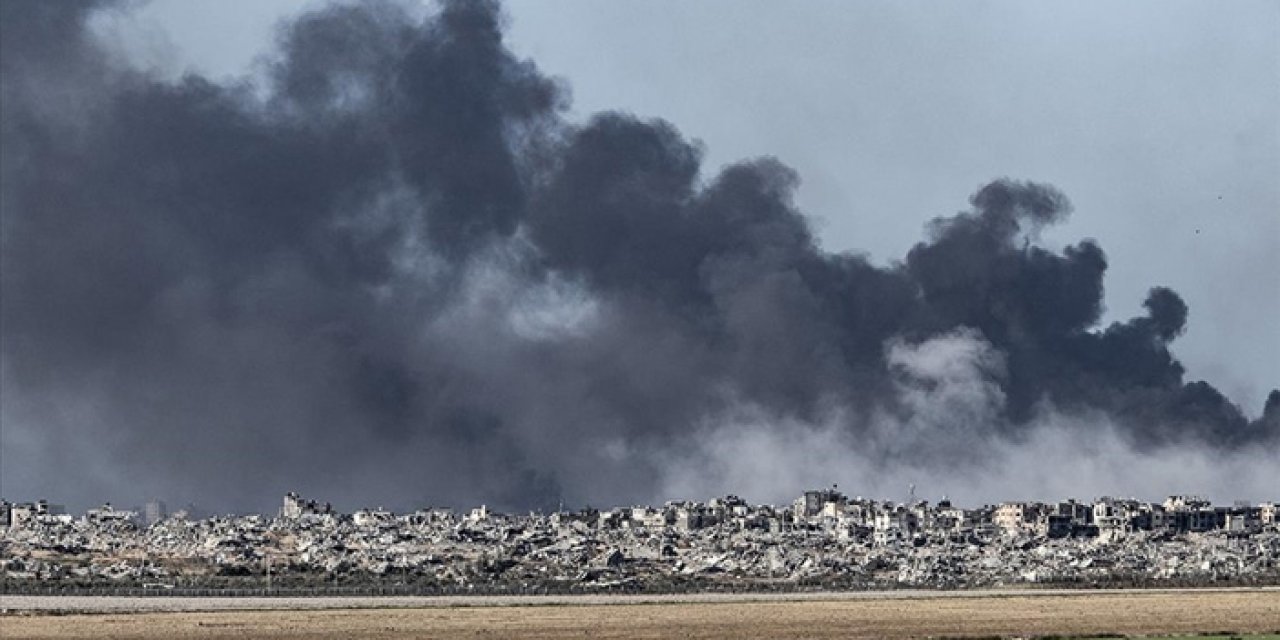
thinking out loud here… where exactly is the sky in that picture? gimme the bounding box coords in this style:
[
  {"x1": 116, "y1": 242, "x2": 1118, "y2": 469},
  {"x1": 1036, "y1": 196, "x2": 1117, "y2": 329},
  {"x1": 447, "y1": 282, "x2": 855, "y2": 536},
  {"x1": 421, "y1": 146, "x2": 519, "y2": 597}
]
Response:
[
  {"x1": 2, "y1": 0, "x2": 1276, "y2": 515},
  {"x1": 100, "y1": 0, "x2": 1280, "y2": 410}
]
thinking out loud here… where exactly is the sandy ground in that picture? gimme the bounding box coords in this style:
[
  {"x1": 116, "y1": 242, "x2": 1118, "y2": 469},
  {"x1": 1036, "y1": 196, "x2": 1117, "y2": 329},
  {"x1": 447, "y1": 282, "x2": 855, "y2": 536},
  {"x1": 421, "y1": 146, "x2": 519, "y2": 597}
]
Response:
[{"x1": 2, "y1": 588, "x2": 1279, "y2": 639}]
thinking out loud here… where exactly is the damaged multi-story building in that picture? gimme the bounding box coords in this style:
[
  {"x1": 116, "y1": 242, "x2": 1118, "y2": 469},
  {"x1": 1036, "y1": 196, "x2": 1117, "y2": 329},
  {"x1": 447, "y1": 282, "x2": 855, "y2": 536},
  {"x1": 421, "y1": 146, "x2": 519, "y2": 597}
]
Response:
[{"x1": 2, "y1": 490, "x2": 1277, "y2": 591}]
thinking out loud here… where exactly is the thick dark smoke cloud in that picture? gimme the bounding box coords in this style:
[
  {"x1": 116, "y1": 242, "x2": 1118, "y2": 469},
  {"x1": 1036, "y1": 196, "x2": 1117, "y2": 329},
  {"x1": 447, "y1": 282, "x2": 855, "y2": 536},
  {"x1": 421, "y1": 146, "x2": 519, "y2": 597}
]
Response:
[{"x1": 2, "y1": 0, "x2": 1274, "y2": 513}]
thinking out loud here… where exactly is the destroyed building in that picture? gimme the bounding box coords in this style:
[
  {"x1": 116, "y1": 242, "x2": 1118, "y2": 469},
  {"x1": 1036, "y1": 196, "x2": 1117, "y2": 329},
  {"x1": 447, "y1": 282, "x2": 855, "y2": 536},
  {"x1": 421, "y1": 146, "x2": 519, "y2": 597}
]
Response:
[
  {"x1": 2, "y1": 491, "x2": 1276, "y2": 592},
  {"x1": 280, "y1": 492, "x2": 333, "y2": 521}
]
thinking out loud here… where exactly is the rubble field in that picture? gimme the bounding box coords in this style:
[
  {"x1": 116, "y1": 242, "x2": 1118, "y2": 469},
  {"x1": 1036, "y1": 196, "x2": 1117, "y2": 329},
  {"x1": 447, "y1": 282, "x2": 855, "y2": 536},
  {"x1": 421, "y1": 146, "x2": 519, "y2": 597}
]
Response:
[{"x1": 3, "y1": 491, "x2": 1277, "y2": 594}]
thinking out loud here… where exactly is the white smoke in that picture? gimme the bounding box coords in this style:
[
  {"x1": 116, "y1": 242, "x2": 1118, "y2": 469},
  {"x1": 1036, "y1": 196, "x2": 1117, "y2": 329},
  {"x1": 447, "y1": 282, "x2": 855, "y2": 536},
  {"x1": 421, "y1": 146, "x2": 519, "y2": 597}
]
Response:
[{"x1": 656, "y1": 329, "x2": 1279, "y2": 507}]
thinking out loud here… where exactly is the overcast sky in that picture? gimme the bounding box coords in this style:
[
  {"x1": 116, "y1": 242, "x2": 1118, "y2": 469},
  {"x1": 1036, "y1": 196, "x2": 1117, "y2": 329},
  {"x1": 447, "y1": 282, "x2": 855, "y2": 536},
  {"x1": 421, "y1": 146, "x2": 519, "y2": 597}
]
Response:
[
  {"x1": 4, "y1": 0, "x2": 1275, "y2": 513},
  {"x1": 100, "y1": 0, "x2": 1278, "y2": 411}
]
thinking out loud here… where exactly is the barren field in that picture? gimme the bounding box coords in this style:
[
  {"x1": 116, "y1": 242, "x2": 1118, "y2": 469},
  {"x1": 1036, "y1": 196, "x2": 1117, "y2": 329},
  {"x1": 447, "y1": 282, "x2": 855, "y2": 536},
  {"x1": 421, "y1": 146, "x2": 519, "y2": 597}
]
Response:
[{"x1": 3, "y1": 589, "x2": 1279, "y2": 639}]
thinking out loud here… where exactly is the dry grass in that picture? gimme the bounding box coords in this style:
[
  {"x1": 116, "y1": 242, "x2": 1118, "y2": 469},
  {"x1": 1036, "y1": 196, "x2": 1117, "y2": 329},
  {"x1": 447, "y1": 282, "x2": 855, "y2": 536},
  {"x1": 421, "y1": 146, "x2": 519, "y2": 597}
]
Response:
[{"x1": 4, "y1": 590, "x2": 1280, "y2": 639}]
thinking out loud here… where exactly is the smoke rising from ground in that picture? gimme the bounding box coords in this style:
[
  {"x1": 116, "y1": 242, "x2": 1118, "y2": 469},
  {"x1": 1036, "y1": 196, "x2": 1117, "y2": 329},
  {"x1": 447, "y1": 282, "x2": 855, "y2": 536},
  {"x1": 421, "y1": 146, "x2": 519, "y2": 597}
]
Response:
[{"x1": 2, "y1": 0, "x2": 1275, "y2": 513}]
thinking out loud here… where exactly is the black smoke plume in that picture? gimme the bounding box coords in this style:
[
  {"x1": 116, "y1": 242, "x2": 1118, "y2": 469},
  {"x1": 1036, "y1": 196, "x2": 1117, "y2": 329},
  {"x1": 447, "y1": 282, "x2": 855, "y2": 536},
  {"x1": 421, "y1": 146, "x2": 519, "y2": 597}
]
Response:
[{"x1": 2, "y1": 0, "x2": 1274, "y2": 513}]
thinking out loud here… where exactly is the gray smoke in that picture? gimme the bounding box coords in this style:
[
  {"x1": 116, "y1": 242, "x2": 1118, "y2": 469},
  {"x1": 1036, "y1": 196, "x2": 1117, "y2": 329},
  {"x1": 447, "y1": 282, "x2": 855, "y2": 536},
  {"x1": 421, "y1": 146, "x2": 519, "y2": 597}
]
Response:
[{"x1": 2, "y1": 0, "x2": 1275, "y2": 514}]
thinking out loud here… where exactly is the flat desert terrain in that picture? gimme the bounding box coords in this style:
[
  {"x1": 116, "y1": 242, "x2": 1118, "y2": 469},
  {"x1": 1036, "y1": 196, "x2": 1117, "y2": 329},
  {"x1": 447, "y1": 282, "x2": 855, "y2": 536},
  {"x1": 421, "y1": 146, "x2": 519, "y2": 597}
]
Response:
[{"x1": 3, "y1": 588, "x2": 1279, "y2": 639}]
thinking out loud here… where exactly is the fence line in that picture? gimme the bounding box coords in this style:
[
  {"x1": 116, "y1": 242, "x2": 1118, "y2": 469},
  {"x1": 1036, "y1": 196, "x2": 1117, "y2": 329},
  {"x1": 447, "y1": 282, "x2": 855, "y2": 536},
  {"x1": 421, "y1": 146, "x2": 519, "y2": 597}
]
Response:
[
  {"x1": 2, "y1": 580, "x2": 873, "y2": 598},
  {"x1": 4, "y1": 574, "x2": 1278, "y2": 598}
]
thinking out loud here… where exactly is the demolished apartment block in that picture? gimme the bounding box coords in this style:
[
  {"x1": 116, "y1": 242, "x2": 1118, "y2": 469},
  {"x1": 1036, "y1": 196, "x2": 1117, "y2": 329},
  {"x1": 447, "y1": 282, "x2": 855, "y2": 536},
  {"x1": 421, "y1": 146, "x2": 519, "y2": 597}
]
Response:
[{"x1": 3, "y1": 490, "x2": 1276, "y2": 591}]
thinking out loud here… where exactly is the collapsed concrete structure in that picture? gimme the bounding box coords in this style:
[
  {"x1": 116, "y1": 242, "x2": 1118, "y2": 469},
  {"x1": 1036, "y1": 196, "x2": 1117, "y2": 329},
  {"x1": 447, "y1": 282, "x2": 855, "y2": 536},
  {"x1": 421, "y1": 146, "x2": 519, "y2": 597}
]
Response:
[{"x1": 2, "y1": 492, "x2": 1277, "y2": 592}]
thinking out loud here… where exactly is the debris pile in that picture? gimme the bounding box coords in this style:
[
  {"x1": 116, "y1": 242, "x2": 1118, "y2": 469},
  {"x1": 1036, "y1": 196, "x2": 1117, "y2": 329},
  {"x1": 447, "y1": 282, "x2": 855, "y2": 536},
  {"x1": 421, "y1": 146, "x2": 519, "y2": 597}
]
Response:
[{"x1": 2, "y1": 493, "x2": 1277, "y2": 591}]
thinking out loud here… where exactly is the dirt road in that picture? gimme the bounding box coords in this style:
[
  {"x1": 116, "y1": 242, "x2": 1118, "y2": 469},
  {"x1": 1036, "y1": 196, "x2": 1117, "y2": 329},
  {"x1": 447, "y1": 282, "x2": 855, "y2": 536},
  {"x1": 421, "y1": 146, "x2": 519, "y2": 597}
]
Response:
[{"x1": 4, "y1": 588, "x2": 1279, "y2": 639}]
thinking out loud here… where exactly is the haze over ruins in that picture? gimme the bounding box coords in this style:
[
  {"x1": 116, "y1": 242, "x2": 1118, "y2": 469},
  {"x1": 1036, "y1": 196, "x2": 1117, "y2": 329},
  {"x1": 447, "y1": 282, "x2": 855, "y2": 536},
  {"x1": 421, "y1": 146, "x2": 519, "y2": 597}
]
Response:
[
  {"x1": 2, "y1": 490, "x2": 1277, "y2": 591},
  {"x1": 1, "y1": 0, "x2": 1277, "y2": 516}
]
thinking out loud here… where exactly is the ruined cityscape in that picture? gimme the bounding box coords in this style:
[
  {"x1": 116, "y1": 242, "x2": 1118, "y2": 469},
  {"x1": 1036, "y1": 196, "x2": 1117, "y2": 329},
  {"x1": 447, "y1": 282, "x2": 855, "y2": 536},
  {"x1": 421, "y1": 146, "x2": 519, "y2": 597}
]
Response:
[{"x1": 4, "y1": 490, "x2": 1277, "y2": 593}]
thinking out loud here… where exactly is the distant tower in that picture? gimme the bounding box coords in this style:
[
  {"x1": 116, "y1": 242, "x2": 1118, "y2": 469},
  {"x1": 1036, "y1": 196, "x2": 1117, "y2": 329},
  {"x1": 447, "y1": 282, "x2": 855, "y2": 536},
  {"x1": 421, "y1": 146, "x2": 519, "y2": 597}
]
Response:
[
  {"x1": 282, "y1": 492, "x2": 303, "y2": 519},
  {"x1": 144, "y1": 500, "x2": 167, "y2": 526}
]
